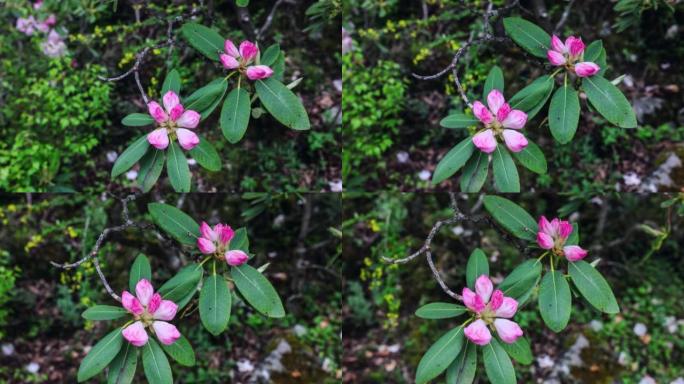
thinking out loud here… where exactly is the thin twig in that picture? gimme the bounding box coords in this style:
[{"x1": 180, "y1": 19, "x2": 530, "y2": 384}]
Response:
[
  {"x1": 257, "y1": 0, "x2": 286, "y2": 40},
  {"x1": 553, "y1": 0, "x2": 576, "y2": 35}
]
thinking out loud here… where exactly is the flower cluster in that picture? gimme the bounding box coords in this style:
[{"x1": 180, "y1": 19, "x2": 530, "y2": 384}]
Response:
[
  {"x1": 40, "y1": 30, "x2": 67, "y2": 58},
  {"x1": 463, "y1": 275, "x2": 523, "y2": 345},
  {"x1": 197, "y1": 222, "x2": 249, "y2": 266},
  {"x1": 536, "y1": 216, "x2": 588, "y2": 261},
  {"x1": 15, "y1": 1, "x2": 66, "y2": 58},
  {"x1": 121, "y1": 279, "x2": 181, "y2": 346},
  {"x1": 472, "y1": 90, "x2": 529, "y2": 154},
  {"x1": 220, "y1": 40, "x2": 273, "y2": 81},
  {"x1": 147, "y1": 91, "x2": 201, "y2": 150},
  {"x1": 547, "y1": 35, "x2": 600, "y2": 77}
]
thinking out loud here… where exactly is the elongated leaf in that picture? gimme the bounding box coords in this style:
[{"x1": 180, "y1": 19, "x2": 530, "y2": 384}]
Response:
[
  {"x1": 199, "y1": 274, "x2": 231, "y2": 335},
  {"x1": 221, "y1": 87, "x2": 251, "y2": 143},
  {"x1": 189, "y1": 135, "x2": 221, "y2": 172},
  {"x1": 112, "y1": 136, "x2": 149, "y2": 178},
  {"x1": 137, "y1": 148, "x2": 165, "y2": 192},
  {"x1": 482, "y1": 195, "x2": 537, "y2": 241},
  {"x1": 142, "y1": 338, "x2": 172, "y2": 384},
  {"x1": 549, "y1": 81, "x2": 580, "y2": 144},
  {"x1": 183, "y1": 79, "x2": 229, "y2": 119},
  {"x1": 511, "y1": 139, "x2": 547, "y2": 174},
  {"x1": 440, "y1": 112, "x2": 479, "y2": 129},
  {"x1": 508, "y1": 75, "x2": 554, "y2": 116},
  {"x1": 107, "y1": 342, "x2": 137, "y2": 384},
  {"x1": 180, "y1": 23, "x2": 224, "y2": 61},
  {"x1": 229, "y1": 227, "x2": 249, "y2": 252},
  {"x1": 415, "y1": 302, "x2": 467, "y2": 319},
  {"x1": 445, "y1": 341, "x2": 477, "y2": 384},
  {"x1": 236, "y1": 0, "x2": 249, "y2": 6},
  {"x1": 483, "y1": 339, "x2": 516, "y2": 384},
  {"x1": 148, "y1": 203, "x2": 200, "y2": 244},
  {"x1": 255, "y1": 78, "x2": 310, "y2": 130},
  {"x1": 232, "y1": 264, "x2": 285, "y2": 318},
  {"x1": 500, "y1": 336, "x2": 533, "y2": 365},
  {"x1": 174, "y1": 266, "x2": 204, "y2": 309},
  {"x1": 483, "y1": 66, "x2": 504, "y2": 99},
  {"x1": 566, "y1": 223, "x2": 580, "y2": 246},
  {"x1": 527, "y1": 80, "x2": 555, "y2": 119},
  {"x1": 82, "y1": 305, "x2": 128, "y2": 321},
  {"x1": 129, "y1": 254, "x2": 152, "y2": 293},
  {"x1": 584, "y1": 40, "x2": 607, "y2": 76},
  {"x1": 415, "y1": 325, "x2": 465, "y2": 384},
  {"x1": 167, "y1": 142, "x2": 191, "y2": 192},
  {"x1": 499, "y1": 259, "x2": 542, "y2": 300},
  {"x1": 503, "y1": 17, "x2": 550, "y2": 58},
  {"x1": 460, "y1": 150, "x2": 489, "y2": 192},
  {"x1": 160, "y1": 335, "x2": 196, "y2": 367},
  {"x1": 161, "y1": 69, "x2": 181, "y2": 95},
  {"x1": 260, "y1": 44, "x2": 281, "y2": 66},
  {"x1": 121, "y1": 113, "x2": 154, "y2": 127},
  {"x1": 466, "y1": 248, "x2": 489, "y2": 288},
  {"x1": 569, "y1": 260, "x2": 619, "y2": 314},
  {"x1": 157, "y1": 263, "x2": 203, "y2": 306},
  {"x1": 492, "y1": 146, "x2": 520, "y2": 193},
  {"x1": 432, "y1": 138, "x2": 475, "y2": 184},
  {"x1": 539, "y1": 271, "x2": 571, "y2": 332},
  {"x1": 583, "y1": 76, "x2": 637, "y2": 128},
  {"x1": 77, "y1": 328, "x2": 123, "y2": 382}
]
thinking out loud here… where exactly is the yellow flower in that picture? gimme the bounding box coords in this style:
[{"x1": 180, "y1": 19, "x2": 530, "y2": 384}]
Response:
[{"x1": 369, "y1": 219, "x2": 381, "y2": 232}]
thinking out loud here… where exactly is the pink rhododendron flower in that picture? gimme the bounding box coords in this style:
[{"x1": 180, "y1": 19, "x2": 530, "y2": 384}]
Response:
[
  {"x1": 462, "y1": 275, "x2": 523, "y2": 345},
  {"x1": 16, "y1": 17, "x2": 36, "y2": 35},
  {"x1": 471, "y1": 90, "x2": 529, "y2": 153},
  {"x1": 536, "y1": 216, "x2": 588, "y2": 261},
  {"x1": 547, "y1": 35, "x2": 600, "y2": 78},
  {"x1": 121, "y1": 279, "x2": 181, "y2": 347},
  {"x1": 196, "y1": 222, "x2": 249, "y2": 267},
  {"x1": 146, "y1": 91, "x2": 200, "y2": 151},
  {"x1": 40, "y1": 29, "x2": 66, "y2": 58},
  {"x1": 220, "y1": 39, "x2": 274, "y2": 81}
]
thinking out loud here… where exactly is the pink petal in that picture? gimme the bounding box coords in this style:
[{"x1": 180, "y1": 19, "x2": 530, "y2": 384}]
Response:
[
  {"x1": 245, "y1": 65, "x2": 274, "y2": 80},
  {"x1": 147, "y1": 293, "x2": 162, "y2": 314},
  {"x1": 501, "y1": 110, "x2": 528, "y2": 130},
  {"x1": 559, "y1": 221, "x2": 573, "y2": 239},
  {"x1": 35, "y1": 22, "x2": 50, "y2": 33},
  {"x1": 462, "y1": 287, "x2": 485, "y2": 313},
  {"x1": 46, "y1": 29, "x2": 61, "y2": 44},
  {"x1": 239, "y1": 40, "x2": 259, "y2": 62},
  {"x1": 464, "y1": 319, "x2": 492, "y2": 346},
  {"x1": 494, "y1": 319, "x2": 523, "y2": 343},
  {"x1": 472, "y1": 101, "x2": 493, "y2": 124},
  {"x1": 225, "y1": 250, "x2": 249, "y2": 266},
  {"x1": 475, "y1": 275, "x2": 494, "y2": 303},
  {"x1": 537, "y1": 232, "x2": 555, "y2": 249},
  {"x1": 122, "y1": 321, "x2": 149, "y2": 347},
  {"x1": 197, "y1": 237, "x2": 217, "y2": 254},
  {"x1": 220, "y1": 54, "x2": 240, "y2": 69},
  {"x1": 224, "y1": 39, "x2": 239, "y2": 57},
  {"x1": 486, "y1": 89, "x2": 506, "y2": 115},
  {"x1": 169, "y1": 104, "x2": 184, "y2": 122},
  {"x1": 121, "y1": 291, "x2": 144, "y2": 315},
  {"x1": 567, "y1": 37, "x2": 585, "y2": 57},
  {"x1": 200, "y1": 221, "x2": 218, "y2": 241},
  {"x1": 502, "y1": 129, "x2": 528, "y2": 152},
  {"x1": 216, "y1": 224, "x2": 234, "y2": 245},
  {"x1": 547, "y1": 50, "x2": 566, "y2": 66},
  {"x1": 152, "y1": 300, "x2": 178, "y2": 321},
  {"x1": 550, "y1": 35, "x2": 566, "y2": 53},
  {"x1": 45, "y1": 14, "x2": 56, "y2": 26},
  {"x1": 550, "y1": 218, "x2": 561, "y2": 235},
  {"x1": 489, "y1": 290, "x2": 504, "y2": 310},
  {"x1": 147, "y1": 128, "x2": 169, "y2": 150},
  {"x1": 472, "y1": 129, "x2": 497, "y2": 154},
  {"x1": 135, "y1": 279, "x2": 154, "y2": 307},
  {"x1": 176, "y1": 128, "x2": 200, "y2": 150},
  {"x1": 162, "y1": 91, "x2": 180, "y2": 114},
  {"x1": 147, "y1": 101, "x2": 168, "y2": 124},
  {"x1": 494, "y1": 297, "x2": 519, "y2": 318},
  {"x1": 176, "y1": 110, "x2": 200, "y2": 129},
  {"x1": 152, "y1": 321, "x2": 181, "y2": 345},
  {"x1": 538, "y1": 216, "x2": 553, "y2": 235},
  {"x1": 575, "y1": 62, "x2": 600, "y2": 77},
  {"x1": 496, "y1": 103, "x2": 511, "y2": 122},
  {"x1": 563, "y1": 245, "x2": 588, "y2": 262}
]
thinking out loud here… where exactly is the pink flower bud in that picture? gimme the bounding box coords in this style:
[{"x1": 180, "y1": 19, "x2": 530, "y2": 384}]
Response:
[
  {"x1": 225, "y1": 250, "x2": 249, "y2": 267},
  {"x1": 239, "y1": 41, "x2": 259, "y2": 62},
  {"x1": 122, "y1": 321, "x2": 148, "y2": 346},
  {"x1": 220, "y1": 54, "x2": 240, "y2": 69},
  {"x1": 152, "y1": 321, "x2": 180, "y2": 345},
  {"x1": 224, "y1": 39, "x2": 240, "y2": 57},
  {"x1": 464, "y1": 319, "x2": 492, "y2": 345},
  {"x1": 575, "y1": 62, "x2": 600, "y2": 77},
  {"x1": 547, "y1": 50, "x2": 566, "y2": 66},
  {"x1": 563, "y1": 245, "x2": 588, "y2": 261},
  {"x1": 245, "y1": 65, "x2": 274, "y2": 80},
  {"x1": 472, "y1": 129, "x2": 497, "y2": 154},
  {"x1": 494, "y1": 319, "x2": 523, "y2": 343},
  {"x1": 176, "y1": 128, "x2": 200, "y2": 150}
]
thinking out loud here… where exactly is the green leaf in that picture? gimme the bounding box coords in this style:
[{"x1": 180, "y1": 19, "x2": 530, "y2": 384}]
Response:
[
  {"x1": 77, "y1": 328, "x2": 123, "y2": 382},
  {"x1": 483, "y1": 66, "x2": 504, "y2": 99},
  {"x1": 189, "y1": 135, "x2": 221, "y2": 172},
  {"x1": 466, "y1": 248, "x2": 489, "y2": 289},
  {"x1": 569, "y1": 260, "x2": 619, "y2": 314},
  {"x1": 503, "y1": 17, "x2": 551, "y2": 58},
  {"x1": 549, "y1": 81, "x2": 580, "y2": 144},
  {"x1": 565, "y1": 223, "x2": 580, "y2": 246},
  {"x1": 583, "y1": 76, "x2": 637, "y2": 128},
  {"x1": 492, "y1": 146, "x2": 520, "y2": 193},
  {"x1": 161, "y1": 69, "x2": 181, "y2": 95},
  {"x1": 107, "y1": 342, "x2": 137, "y2": 384},
  {"x1": 510, "y1": 139, "x2": 547, "y2": 174},
  {"x1": 440, "y1": 112, "x2": 479, "y2": 129},
  {"x1": 415, "y1": 325, "x2": 465, "y2": 384},
  {"x1": 236, "y1": 0, "x2": 249, "y2": 6},
  {"x1": 445, "y1": 341, "x2": 477, "y2": 384},
  {"x1": 232, "y1": 264, "x2": 285, "y2": 318},
  {"x1": 82, "y1": 305, "x2": 128, "y2": 321},
  {"x1": 229, "y1": 227, "x2": 249, "y2": 252},
  {"x1": 157, "y1": 263, "x2": 203, "y2": 306},
  {"x1": 255, "y1": 78, "x2": 310, "y2": 130},
  {"x1": 199, "y1": 273, "x2": 232, "y2": 335},
  {"x1": 137, "y1": 149, "x2": 165, "y2": 193},
  {"x1": 129, "y1": 254, "x2": 152, "y2": 293},
  {"x1": 482, "y1": 195, "x2": 537, "y2": 241},
  {"x1": 539, "y1": 271, "x2": 571, "y2": 332},
  {"x1": 160, "y1": 335, "x2": 195, "y2": 367},
  {"x1": 499, "y1": 336, "x2": 533, "y2": 365},
  {"x1": 111, "y1": 136, "x2": 149, "y2": 178},
  {"x1": 142, "y1": 338, "x2": 173, "y2": 384},
  {"x1": 460, "y1": 150, "x2": 489, "y2": 192},
  {"x1": 508, "y1": 75, "x2": 554, "y2": 117},
  {"x1": 483, "y1": 339, "x2": 517, "y2": 384},
  {"x1": 121, "y1": 113, "x2": 155, "y2": 127},
  {"x1": 499, "y1": 259, "x2": 542, "y2": 300},
  {"x1": 415, "y1": 302, "x2": 467, "y2": 319},
  {"x1": 260, "y1": 44, "x2": 281, "y2": 67},
  {"x1": 584, "y1": 40, "x2": 607, "y2": 76},
  {"x1": 180, "y1": 23, "x2": 224, "y2": 61},
  {"x1": 183, "y1": 79, "x2": 229, "y2": 120},
  {"x1": 166, "y1": 142, "x2": 191, "y2": 192},
  {"x1": 432, "y1": 137, "x2": 475, "y2": 184},
  {"x1": 272, "y1": 52, "x2": 286, "y2": 81},
  {"x1": 221, "y1": 87, "x2": 251, "y2": 143},
  {"x1": 147, "y1": 202, "x2": 200, "y2": 245}
]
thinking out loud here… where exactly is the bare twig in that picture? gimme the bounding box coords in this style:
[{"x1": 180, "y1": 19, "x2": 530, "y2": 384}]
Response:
[
  {"x1": 257, "y1": 0, "x2": 286, "y2": 40},
  {"x1": 553, "y1": 0, "x2": 576, "y2": 35}
]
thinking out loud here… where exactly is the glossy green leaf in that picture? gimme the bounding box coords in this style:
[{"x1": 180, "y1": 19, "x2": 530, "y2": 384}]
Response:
[
  {"x1": 583, "y1": 76, "x2": 637, "y2": 128},
  {"x1": 499, "y1": 259, "x2": 542, "y2": 300},
  {"x1": 189, "y1": 135, "x2": 221, "y2": 172},
  {"x1": 220, "y1": 87, "x2": 251, "y2": 143},
  {"x1": 147, "y1": 203, "x2": 200, "y2": 244},
  {"x1": 82, "y1": 305, "x2": 128, "y2": 321},
  {"x1": 492, "y1": 146, "x2": 520, "y2": 193},
  {"x1": 232, "y1": 264, "x2": 285, "y2": 318},
  {"x1": 107, "y1": 342, "x2": 137, "y2": 384},
  {"x1": 500, "y1": 336, "x2": 533, "y2": 365},
  {"x1": 129, "y1": 254, "x2": 152, "y2": 293},
  {"x1": 137, "y1": 149, "x2": 165, "y2": 192},
  {"x1": 508, "y1": 75, "x2": 554, "y2": 117},
  {"x1": 229, "y1": 227, "x2": 249, "y2": 252},
  {"x1": 549, "y1": 81, "x2": 580, "y2": 144},
  {"x1": 565, "y1": 223, "x2": 580, "y2": 246},
  {"x1": 440, "y1": 112, "x2": 479, "y2": 129},
  {"x1": 180, "y1": 23, "x2": 224, "y2": 61},
  {"x1": 157, "y1": 263, "x2": 203, "y2": 306},
  {"x1": 483, "y1": 66, "x2": 504, "y2": 99},
  {"x1": 111, "y1": 136, "x2": 149, "y2": 178},
  {"x1": 445, "y1": 341, "x2": 477, "y2": 384},
  {"x1": 415, "y1": 325, "x2": 465, "y2": 384},
  {"x1": 503, "y1": 17, "x2": 550, "y2": 58},
  {"x1": 255, "y1": 78, "x2": 310, "y2": 130},
  {"x1": 466, "y1": 248, "x2": 489, "y2": 289},
  {"x1": 121, "y1": 113, "x2": 154, "y2": 127},
  {"x1": 161, "y1": 69, "x2": 181, "y2": 95},
  {"x1": 199, "y1": 273, "x2": 231, "y2": 335},
  {"x1": 166, "y1": 142, "x2": 191, "y2": 192},
  {"x1": 160, "y1": 335, "x2": 196, "y2": 367},
  {"x1": 236, "y1": 0, "x2": 249, "y2": 6},
  {"x1": 584, "y1": 40, "x2": 607, "y2": 76},
  {"x1": 539, "y1": 271, "x2": 571, "y2": 332},
  {"x1": 569, "y1": 260, "x2": 619, "y2": 314},
  {"x1": 260, "y1": 44, "x2": 280, "y2": 66},
  {"x1": 415, "y1": 302, "x2": 467, "y2": 319},
  {"x1": 460, "y1": 150, "x2": 489, "y2": 192},
  {"x1": 432, "y1": 138, "x2": 475, "y2": 184},
  {"x1": 482, "y1": 195, "x2": 537, "y2": 241},
  {"x1": 483, "y1": 339, "x2": 517, "y2": 384},
  {"x1": 183, "y1": 78, "x2": 228, "y2": 120},
  {"x1": 511, "y1": 139, "x2": 547, "y2": 174},
  {"x1": 142, "y1": 338, "x2": 172, "y2": 384},
  {"x1": 77, "y1": 328, "x2": 123, "y2": 382}
]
